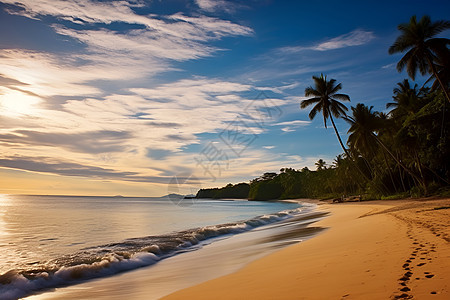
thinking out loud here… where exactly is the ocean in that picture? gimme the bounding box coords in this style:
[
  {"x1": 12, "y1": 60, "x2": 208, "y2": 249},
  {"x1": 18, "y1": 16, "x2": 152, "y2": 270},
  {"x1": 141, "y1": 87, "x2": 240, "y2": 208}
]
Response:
[{"x1": 0, "y1": 195, "x2": 326, "y2": 299}]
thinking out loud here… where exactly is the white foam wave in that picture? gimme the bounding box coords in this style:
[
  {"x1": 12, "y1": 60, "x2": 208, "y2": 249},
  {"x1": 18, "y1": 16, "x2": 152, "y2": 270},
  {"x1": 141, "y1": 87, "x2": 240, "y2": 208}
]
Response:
[{"x1": 0, "y1": 203, "x2": 315, "y2": 299}]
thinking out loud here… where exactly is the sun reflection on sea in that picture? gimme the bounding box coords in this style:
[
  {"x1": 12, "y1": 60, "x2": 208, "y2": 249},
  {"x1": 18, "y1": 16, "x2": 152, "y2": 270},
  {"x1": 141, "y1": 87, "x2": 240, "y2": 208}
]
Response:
[{"x1": 0, "y1": 194, "x2": 11, "y2": 238}]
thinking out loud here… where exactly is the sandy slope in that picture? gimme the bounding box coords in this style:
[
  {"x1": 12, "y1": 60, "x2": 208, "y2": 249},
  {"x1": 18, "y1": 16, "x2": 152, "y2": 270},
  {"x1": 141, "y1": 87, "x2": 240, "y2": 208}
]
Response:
[{"x1": 163, "y1": 199, "x2": 450, "y2": 300}]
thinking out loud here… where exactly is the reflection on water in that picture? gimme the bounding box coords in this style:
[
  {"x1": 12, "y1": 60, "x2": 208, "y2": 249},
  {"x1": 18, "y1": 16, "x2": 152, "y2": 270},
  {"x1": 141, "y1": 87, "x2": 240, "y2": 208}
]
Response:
[
  {"x1": 0, "y1": 195, "x2": 301, "y2": 275},
  {"x1": 0, "y1": 195, "x2": 11, "y2": 240},
  {"x1": 26, "y1": 210, "x2": 327, "y2": 300}
]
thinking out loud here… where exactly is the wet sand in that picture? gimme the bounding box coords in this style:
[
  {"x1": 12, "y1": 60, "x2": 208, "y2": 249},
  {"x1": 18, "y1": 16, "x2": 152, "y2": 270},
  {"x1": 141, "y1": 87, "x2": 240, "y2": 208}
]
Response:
[
  {"x1": 164, "y1": 198, "x2": 450, "y2": 300},
  {"x1": 26, "y1": 206, "x2": 326, "y2": 300}
]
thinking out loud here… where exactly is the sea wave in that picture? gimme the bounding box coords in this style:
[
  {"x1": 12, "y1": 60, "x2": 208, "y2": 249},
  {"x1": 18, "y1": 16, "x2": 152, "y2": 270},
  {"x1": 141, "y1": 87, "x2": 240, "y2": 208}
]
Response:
[{"x1": 0, "y1": 203, "x2": 316, "y2": 299}]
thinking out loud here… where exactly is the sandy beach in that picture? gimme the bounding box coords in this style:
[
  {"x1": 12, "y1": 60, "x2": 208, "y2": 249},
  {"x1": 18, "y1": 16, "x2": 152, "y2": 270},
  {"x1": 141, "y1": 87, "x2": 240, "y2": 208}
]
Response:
[{"x1": 164, "y1": 198, "x2": 450, "y2": 300}]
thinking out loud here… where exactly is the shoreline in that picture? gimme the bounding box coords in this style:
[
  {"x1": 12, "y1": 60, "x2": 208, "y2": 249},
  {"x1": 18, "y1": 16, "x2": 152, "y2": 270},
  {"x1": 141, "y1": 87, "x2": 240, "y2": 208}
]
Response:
[
  {"x1": 24, "y1": 200, "x2": 323, "y2": 300},
  {"x1": 163, "y1": 198, "x2": 450, "y2": 300}
]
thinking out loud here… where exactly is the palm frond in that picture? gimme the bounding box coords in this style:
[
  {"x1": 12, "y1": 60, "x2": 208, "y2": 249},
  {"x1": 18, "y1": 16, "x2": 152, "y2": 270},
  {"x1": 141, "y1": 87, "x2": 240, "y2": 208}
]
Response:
[
  {"x1": 304, "y1": 86, "x2": 320, "y2": 97},
  {"x1": 386, "y1": 102, "x2": 398, "y2": 109},
  {"x1": 308, "y1": 107, "x2": 319, "y2": 120},
  {"x1": 429, "y1": 20, "x2": 450, "y2": 37},
  {"x1": 300, "y1": 97, "x2": 321, "y2": 108},
  {"x1": 389, "y1": 36, "x2": 412, "y2": 54},
  {"x1": 396, "y1": 49, "x2": 414, "y2": 73},
  {"x1": 333, "y1": 93, "x2": 350, "y2": 101},
  {"x1": 330, "y1": 82, "x2": 342, "y2": 94}
]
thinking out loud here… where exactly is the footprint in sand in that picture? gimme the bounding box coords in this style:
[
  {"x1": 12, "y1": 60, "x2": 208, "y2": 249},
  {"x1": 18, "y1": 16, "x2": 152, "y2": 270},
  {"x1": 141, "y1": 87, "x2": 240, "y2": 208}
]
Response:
[{"x1": 394, "y1": 293, "x2": 411, "y2": 299}]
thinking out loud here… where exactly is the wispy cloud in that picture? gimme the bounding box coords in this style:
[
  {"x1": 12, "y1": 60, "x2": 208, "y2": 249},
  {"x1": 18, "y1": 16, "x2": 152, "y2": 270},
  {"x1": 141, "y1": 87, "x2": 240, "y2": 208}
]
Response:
[
  {"x1": 280, "y1": 29, "x2": 375, "y2": 53},
  {"x1": 313, "y1": 29, "x2": 375, "y2": 51},
  {"x1": 0, "y1": 130, "x2": 132, "y2": 154},
  {"x1": 0, "y1": 1, "x2": 253, "y2": 100},
  {"x1": 273, "y1": 119, "x2": 311, "y2": 132},
  {"x1": 273, "y1": 120, "x2": 311, "y2": 127},
  {"x1": 0, "y1": 0, "x2": 257, "y2": 190},
  {"x1": 2, "y1": 0, "x2": 252, "y2": 38},
  {"x1": 382, "y1": 63, "x2": 395, "y2": 69},
  {"x1": 0, "y1": 75, "x2": 286, "y2": 186},
  {"x1": 195, "y1": 0, "x2": 239, "y2": 13},
  {"x1": 0, "y1": 155, "x2": 203, "y2": 184}
]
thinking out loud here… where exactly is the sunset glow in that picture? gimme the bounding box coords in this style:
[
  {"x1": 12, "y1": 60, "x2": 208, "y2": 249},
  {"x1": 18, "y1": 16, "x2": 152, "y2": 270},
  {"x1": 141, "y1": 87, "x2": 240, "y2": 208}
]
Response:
[{"x1": 0, "y1": 0, "x2": 448, "y2": 196}]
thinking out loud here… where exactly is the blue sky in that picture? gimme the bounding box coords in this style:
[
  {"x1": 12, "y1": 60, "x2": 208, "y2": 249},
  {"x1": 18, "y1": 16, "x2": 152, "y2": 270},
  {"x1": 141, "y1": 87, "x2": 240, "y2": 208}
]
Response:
[{"x1": 0, "y1": 0, "x2": 449, "y2": 196}]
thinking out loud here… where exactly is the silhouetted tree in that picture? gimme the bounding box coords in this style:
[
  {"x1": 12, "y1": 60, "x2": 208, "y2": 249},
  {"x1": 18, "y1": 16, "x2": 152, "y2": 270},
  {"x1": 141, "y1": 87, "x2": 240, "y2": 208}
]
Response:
[
  {"x1": 301, "y1": 74, "x2": 351, "y2": 157},
  {"x1": 389, "y1": 15, "x2": 450, "y2": 102}
]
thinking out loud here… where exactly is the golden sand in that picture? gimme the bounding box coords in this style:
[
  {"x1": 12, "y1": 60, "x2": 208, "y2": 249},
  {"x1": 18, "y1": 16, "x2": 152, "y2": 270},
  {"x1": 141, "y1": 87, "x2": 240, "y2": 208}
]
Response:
[{"x1": 163, "y1": 198, "x2": 450, "y2": 300}]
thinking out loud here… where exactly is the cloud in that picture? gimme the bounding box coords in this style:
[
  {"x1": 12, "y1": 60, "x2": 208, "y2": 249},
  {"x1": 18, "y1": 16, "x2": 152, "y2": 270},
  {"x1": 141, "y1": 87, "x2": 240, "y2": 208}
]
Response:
[
  {"x1": 0, "y1": 155, "x2": 136, "y2": 178},
  {"x1": 2, "y1": 1, "x2": 252, "y2": 38},
  {"x1": 0, "y1": 130, "x2": 131, "y2": 154},
  {"x1": 273, "y1": 119, "x2": 310, "y2": 132},
  {"x1": 1, "y1": 1, "x2": 309, "y2": 191},
  {"x1": 0, "y1": 155, "x2": 202, "y2": 184},
  {"x1": 146, "y1": 149, "x2": 173, "y2": 160},
  {"x1": 0, "y1": 1, "x2": 253, "y2": 103},
  {"x1": 2, "y1": 0, "x2": 143, "y2": 24},
  {"x1": 280, "y1": 29, "x2": 375, "y2": 53},
  {"x1": 0, "y1": 76, "x2": 288, "y2": 186},
  {"x1": 273, "y1": 120, "x2": 311, "y2": 127},
  {"x1": 313, "y1": 29, "x2": 375, "y2": 51},
  {"x1": 382, "y1": 63, "x2": 395, "y2": 69},
  {"x1": 195, "y1": 0, "x2": 238, "y2": 13}
]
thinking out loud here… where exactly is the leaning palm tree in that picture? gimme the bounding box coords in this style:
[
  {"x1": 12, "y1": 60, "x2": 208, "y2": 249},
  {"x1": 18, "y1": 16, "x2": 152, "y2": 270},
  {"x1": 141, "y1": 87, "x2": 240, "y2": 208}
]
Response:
[
  {"x1": 344, "y1": 103, "x2": 425, "y2": 192},
  {"x1": 389, "y1": 15, "x2": 450, "y2": 102},
  {"x1": 345, "y1": 104, "x2": 381, "y2": 158},
  {"x1": 301, "y1": 74, "x2": 351, "y2": 158}
]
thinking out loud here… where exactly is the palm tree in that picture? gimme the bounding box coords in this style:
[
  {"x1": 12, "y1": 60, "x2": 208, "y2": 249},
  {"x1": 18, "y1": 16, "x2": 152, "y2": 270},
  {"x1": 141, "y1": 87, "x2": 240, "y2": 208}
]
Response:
[
  {"x1": 345, "y1": 104, "x2": 381, "y2": 157},
  {"x1": 332, "y1": 154, "x2": 343, "y2": 169},
  {"x1": 389, "y1": 15, "x2": 450, "y2": 102},
  {"x1": 386, "y1": 79, "x2": 422, "y2": 118},
  {"x1": 301, "y1": 74, "x2": 351, "y2": 158},
  {"x1": 344, "y1": 104, "x2": 391, "y2": 193},
  {"x1": 315, "y1": 159, "x2": 326, "y2": 171},
  {"x1": 345, "y1": 104, "x2": 425, "y2": 192}
]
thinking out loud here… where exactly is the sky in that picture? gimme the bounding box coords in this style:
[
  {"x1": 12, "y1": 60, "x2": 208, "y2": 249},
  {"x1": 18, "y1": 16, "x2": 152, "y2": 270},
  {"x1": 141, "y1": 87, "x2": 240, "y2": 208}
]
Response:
[{"x1": 0, "y1": 0, "x2": 449, "y2": 196}]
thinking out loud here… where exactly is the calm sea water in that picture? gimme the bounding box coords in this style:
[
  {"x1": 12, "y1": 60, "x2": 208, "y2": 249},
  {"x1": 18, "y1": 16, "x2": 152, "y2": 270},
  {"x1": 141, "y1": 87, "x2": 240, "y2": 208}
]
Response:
[{"x1": 0, "y1": 195, "x2": 319, "y2": 299}]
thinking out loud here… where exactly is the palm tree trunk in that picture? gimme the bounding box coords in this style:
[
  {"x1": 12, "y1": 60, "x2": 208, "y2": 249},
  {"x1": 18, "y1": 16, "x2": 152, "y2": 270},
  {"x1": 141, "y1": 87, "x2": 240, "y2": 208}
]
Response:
[
  {"x1": 329, "y1": 114, "x2": 372, "y2": 189},
  {"x1": 371, "y1": 132, "x2": 425, "y2": 190},
  {"x1": 329, "y1": 114, "x2": 351, "y2": 159},
  {"x1": 394, "y1": 149, "x2": 407, "y2": 192},
  {"x1": 427, "y1": 56, "x2": 450, "y2": 103},
  {"x1": 382, "y1": 150, "x2": 398, "y2": 191},
  {"x1": 414, "y1": 150, "x2": 428, "y2": 195}
]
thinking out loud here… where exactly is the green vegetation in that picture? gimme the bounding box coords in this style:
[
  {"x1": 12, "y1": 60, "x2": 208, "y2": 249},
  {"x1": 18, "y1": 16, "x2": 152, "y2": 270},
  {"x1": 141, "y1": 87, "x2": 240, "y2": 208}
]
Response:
[
  {"x1": 196, "y1": 15, "x2": 450, "y2": 201},
  {"x1": 196, "y1": 183, "x2": 250, "y2": 199}
]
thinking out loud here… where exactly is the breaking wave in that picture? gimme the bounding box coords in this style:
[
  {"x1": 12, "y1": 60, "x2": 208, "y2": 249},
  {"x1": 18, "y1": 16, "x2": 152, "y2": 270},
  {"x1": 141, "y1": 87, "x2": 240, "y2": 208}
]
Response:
[{"x1": 0, "y1": 204, "x2": 315, "y2": 299}]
